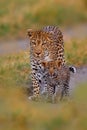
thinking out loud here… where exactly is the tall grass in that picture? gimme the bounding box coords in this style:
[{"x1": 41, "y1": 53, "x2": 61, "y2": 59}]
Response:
[
  {"x1": 0, "y1": 0, "x2": 87, "y2": 39},
  {"x1": 0, "y1": 40, "x2": 87, "y2": 129},
  {"x1": 0, "y1": 56, "x2": 87, "y2": 130},
  {"x1": 65, "y1": 40, "x2": 87, "y2": 66}
]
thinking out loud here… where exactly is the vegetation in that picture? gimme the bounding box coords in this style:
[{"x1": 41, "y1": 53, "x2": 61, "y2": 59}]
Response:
[
  {"x1": 0, "y1": 1, "x2": 87, "y2": 129},
  {"x1": 0, "y1": 0, "x2": 87, "y2": 39},
  {"x1": 65, "y1": 40, "x2": 87, "y2": 66},
  {"x1": 0, "y1": 51, "x2": 87, "y2": 130}
]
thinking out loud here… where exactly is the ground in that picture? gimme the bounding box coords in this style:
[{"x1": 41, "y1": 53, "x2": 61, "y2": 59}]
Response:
[{"x1": 0, "y1": 25, "x2": 87, "y2": 130}]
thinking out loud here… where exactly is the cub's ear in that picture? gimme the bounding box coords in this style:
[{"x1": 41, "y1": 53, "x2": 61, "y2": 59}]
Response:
[
  {"x1": 56, "y1": 61, "x2": 62, "y2": 68},
  {"x1": 41, "y1": 62, "x2": 48, "y2": 67},
  {"x1": 27, "y1": 29, "x2": 33, "y2": 37}
]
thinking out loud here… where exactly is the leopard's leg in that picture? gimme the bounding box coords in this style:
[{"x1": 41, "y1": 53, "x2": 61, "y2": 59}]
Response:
[
  {"x1": 63, "y1": 83, "x2": 70, "y2": 100},
  {"x1": 53, "y1": 85, "x2": 61, "y2": 102},
  {"x1": 60, "y1": 85, "x2": 65, "y2": 100},
  {"x1": 47, "y1": 85, "x2": 55, "y2": 103},
  {"x1": 52, "y1": 83, "x2": 65, "y2": 102},
  {"x1": 60, "y1": 83, "x2": 69, "y2": 100},
  {"x1": 28, "y1": 72, "x2": 40, "y2": 100},
  {"x1": 40, "y1": 78, "x2": 48, "y2": 96}
]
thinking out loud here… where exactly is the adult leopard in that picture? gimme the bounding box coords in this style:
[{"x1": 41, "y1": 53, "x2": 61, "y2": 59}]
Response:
[{"x1": 27, "y1": 26, "x2": 66, "y2": 100}]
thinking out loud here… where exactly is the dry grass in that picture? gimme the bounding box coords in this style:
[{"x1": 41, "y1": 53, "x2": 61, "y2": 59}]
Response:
[
  {"x1": 0, "y1": 1, "x2": 87, "y2": 128},
  {"x1": 0, "y1": 85, "x2": 87, "y2": 130},
  {"x1": 0, "y1": 0, "x2": 87, "y2": 39},
  {"x1": 65, "y1": 40, "x2": 87, "y2": 66},
  {"x1": 0, "y1": 60, "x2": 87, "y2": 130},
  {"x1": 0, "y1": 40, "x2": 87, "y2": 130}
]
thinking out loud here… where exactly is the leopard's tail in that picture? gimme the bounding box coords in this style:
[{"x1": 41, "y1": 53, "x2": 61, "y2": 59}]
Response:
[{"x1": 69, "y1": 66, "x2": 76, "y2": 73}]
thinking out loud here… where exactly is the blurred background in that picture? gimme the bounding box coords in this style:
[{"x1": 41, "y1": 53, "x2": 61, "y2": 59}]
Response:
[
  {"x1": 0, "y1": 0, "x2": 87, "y2": 40},
  {"x1": 0, "y1": 0, "x2": 87, "y2": 130}
]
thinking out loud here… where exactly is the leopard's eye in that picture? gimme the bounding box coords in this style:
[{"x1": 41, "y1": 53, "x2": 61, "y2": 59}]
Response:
[
  {"x1": 44, "y1": 41, "x2": 47, "y2": 44},
  {"x1": 42, "y1": 41, "x2": 46, "y2": 45},
  {"x1": 32, "y1": 40, "x2": 36, "y2": 46},
  {"x1": 32, "y1": 43, "x2": 36, "y2": 46}
]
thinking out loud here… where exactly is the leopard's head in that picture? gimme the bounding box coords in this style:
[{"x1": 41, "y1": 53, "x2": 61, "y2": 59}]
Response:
[{"x1": 27, "y1": 29, "x2": 52, "y2": 60}]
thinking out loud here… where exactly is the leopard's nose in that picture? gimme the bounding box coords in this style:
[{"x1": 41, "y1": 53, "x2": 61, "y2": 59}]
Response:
[
  {"x1": 36, "y1": 51, "x2": 41, "y2": 56},
  {"x1": 37, "y1": 52, "x2": 41, "y2": 55}
]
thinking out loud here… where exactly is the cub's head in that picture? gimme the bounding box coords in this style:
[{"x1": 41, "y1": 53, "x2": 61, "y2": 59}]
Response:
[
  {"x1": 27, "y1": 29, "x2": 52, "y2": 59},
  {"x1": 41, "y1": 61, "x2": 62, "y2": 76}
]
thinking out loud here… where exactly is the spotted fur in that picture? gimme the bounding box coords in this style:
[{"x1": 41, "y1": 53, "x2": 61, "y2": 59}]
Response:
[
  {"x1": 41, "y1": 61, "x2": 76, "y2": 102},
  {"x1": 27, "y1": 26, "x2": 66, "y2": 100},
  {"x1": 42, "y1": 26, "x2": 66, "y2": 63}
]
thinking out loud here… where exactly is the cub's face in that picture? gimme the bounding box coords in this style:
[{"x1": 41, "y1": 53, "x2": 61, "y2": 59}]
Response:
[
  {"x1": 41, "y1": 61, "x2": 62, "y2": 77},
  {"x1": 27, "y1": 29, "x2": 52, "y2": 60}
]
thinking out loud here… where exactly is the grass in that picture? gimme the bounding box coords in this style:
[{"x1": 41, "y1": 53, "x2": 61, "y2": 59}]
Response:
[
  {"x1": 0, "y1": 41, "x2": 87, "y2": 129},
  {"x1": 65, "y1": 40, "x2": 87, "y2": 66},
  {"x1": 0, "y1": 54, "x2": 87, "y2": 130},
  {"x1": 0, "y1": 82, "x2": 87, "y2": 130},
  {"x1": 0, "y1": 0, "x2": 87, "y2": 39},
  {"x1": 0, "y1": 1, "x2": 87, "y2": 128}
]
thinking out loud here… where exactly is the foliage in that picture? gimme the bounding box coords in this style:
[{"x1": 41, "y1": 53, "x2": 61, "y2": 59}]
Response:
[
  {"x1": 0, "y1": 42, "x2": 87, "y2": 129},
  {"x1": 0, "y1": 0, "x2": 87, "y2": 39},
  {"x1": 65, "y1": 40, "x2": 87, "y2": 66}
]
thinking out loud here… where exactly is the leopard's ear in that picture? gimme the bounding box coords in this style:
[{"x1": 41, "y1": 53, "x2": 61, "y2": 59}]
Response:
[
  {"x1": 27, "y1": 29, "x2": 33, "y2": 38},
  {"x1": 41, "y1": 61, "x2": 48, "y2": 68},
  {"x1": 56, "y1": 61, "x2": 62, "y2": 68},
  {"x1": 49, "y1": 31, "x2": 54, "y2": 35}
]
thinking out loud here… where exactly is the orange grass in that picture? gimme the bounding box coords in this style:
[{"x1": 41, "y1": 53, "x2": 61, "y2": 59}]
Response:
[
  {"x1": 0, "y1": 80, "x2": 87, "y2": 130},
  {"x1": 0, "y1": 42, "x2": 87, "y2": 130},
  {"x1": 65, "y1": 40, "x2": 87, "y2": 66},
  {"x1": 0, "y1": 0, "x2": 87, "y2": 39}
]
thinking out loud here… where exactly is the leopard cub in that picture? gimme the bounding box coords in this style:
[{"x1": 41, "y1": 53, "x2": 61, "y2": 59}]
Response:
[{"x1": 41, "y1": 60, "x2": 76, "y2": 102}]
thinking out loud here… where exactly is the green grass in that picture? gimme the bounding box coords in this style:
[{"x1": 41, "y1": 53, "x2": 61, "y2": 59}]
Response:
[
  {"x1": 65, "y1": 40, "x2": 87, "y2": 66},
  {"x1": 0, "y1": 49, "x2": 87, "y2": 130},
  {"x1": 0, "y1": 0, "x2": 87, "y2": 39}
]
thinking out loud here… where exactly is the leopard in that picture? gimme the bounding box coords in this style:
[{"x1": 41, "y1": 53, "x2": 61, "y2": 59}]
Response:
[
  {"x1": 41, "y1": 60, "x2": 76, "y2": 102},
  {"x1": 27, "y1": 26, "x2": 66, "y2": 100},
  {"x1": 42, "y1": 26, "x2": 65, "y2": 63}
]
